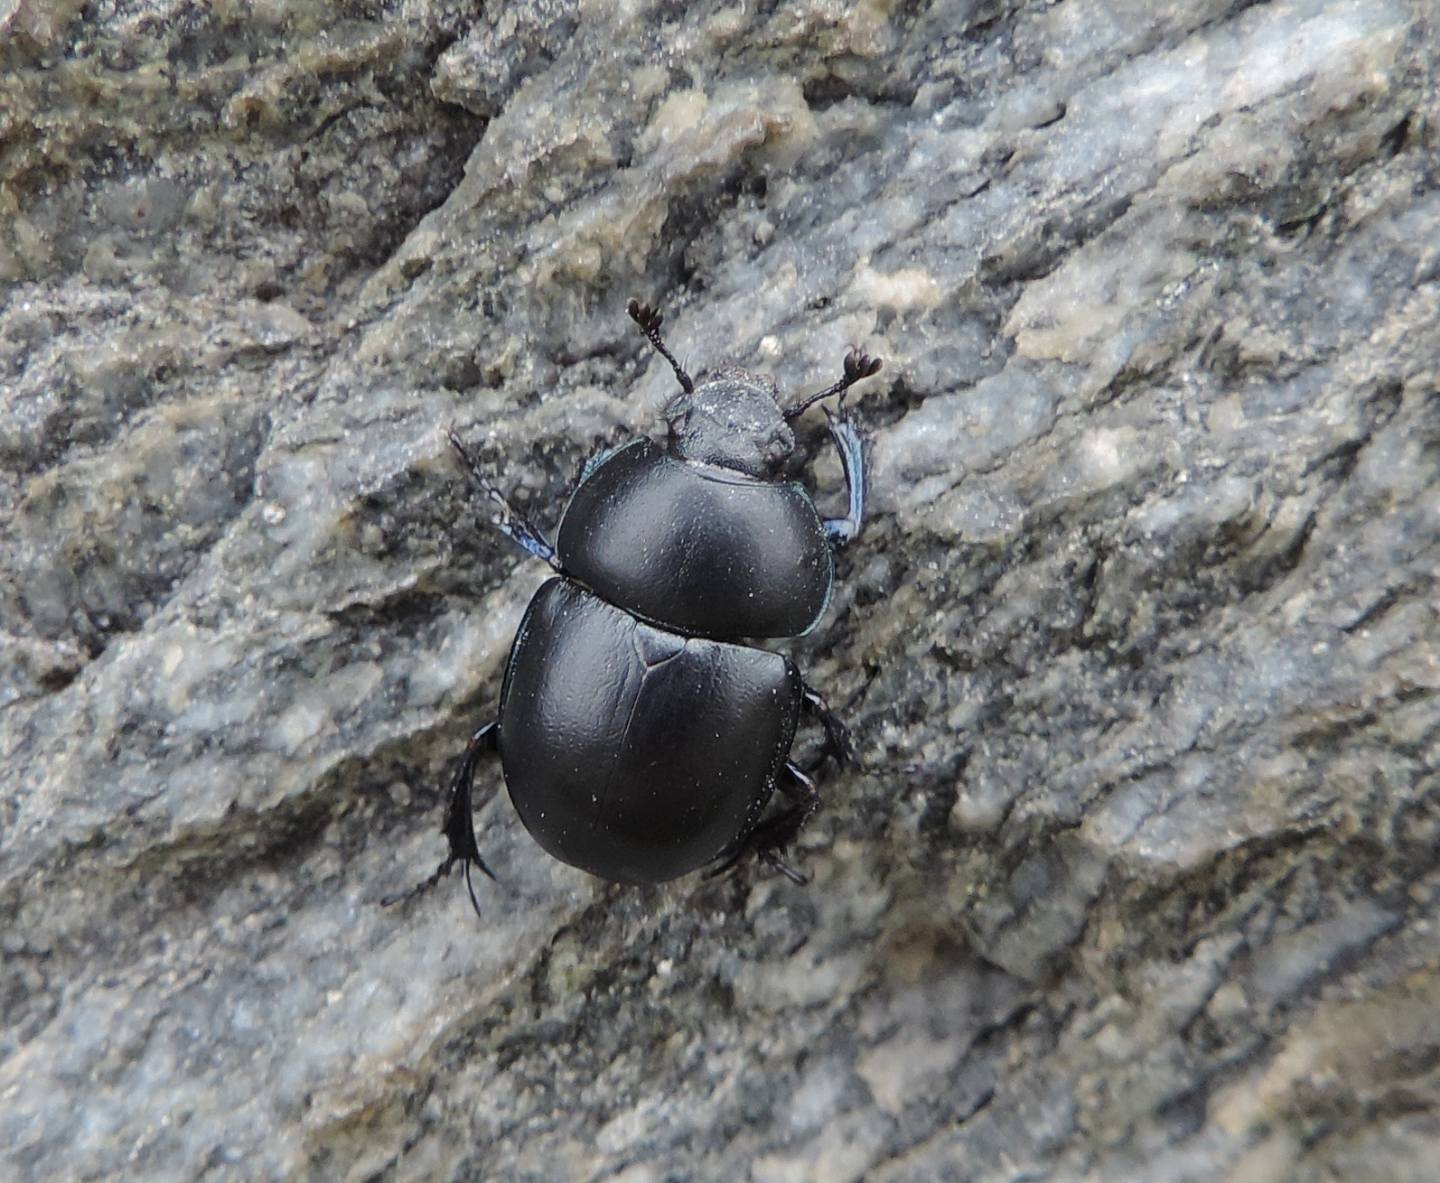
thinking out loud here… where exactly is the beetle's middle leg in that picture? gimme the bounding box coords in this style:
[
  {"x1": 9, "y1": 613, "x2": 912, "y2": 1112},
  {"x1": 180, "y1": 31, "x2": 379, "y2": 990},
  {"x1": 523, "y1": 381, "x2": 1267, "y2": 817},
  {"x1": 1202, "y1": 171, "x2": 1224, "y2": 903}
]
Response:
[
  {"x1": 381, "y1": 721, "x2": 499, "y2": 917},
  {"x1": 447, "y1": 428, "x2": 562, "y2": 570},
  {"x1": 709, "y1": 762, "x2": 822, "y2": 885},
  {"x1": 802, "y1": 682, "x2": 856, "y2": 771}
]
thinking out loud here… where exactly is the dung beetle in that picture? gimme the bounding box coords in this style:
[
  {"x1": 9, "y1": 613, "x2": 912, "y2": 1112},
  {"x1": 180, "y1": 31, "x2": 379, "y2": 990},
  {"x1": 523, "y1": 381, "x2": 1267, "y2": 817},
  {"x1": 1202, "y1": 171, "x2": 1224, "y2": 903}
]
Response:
[{"x1": 390, "y1": 300, "x2": 882, "y2": 914}]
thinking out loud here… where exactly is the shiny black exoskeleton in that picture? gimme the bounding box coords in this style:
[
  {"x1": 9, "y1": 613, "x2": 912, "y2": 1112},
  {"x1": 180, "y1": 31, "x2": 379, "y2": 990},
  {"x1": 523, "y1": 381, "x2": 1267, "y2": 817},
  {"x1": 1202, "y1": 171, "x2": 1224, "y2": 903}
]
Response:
[{"x1": 393, "y1": 300, "x2": 882, "y2": 913}]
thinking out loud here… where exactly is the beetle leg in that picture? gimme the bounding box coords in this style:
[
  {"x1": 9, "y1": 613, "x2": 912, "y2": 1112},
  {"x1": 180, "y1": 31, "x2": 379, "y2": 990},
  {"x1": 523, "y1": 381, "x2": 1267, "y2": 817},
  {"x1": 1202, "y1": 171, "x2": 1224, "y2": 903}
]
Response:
[
  {"x1": 819, "y1": 407, "x2": 867, "y2": 549},
  {"x1": 802, "y1": 683, "x2": 857, "y2": 768},
  {"x1": 447, "y1": 428, "x2": 561, "y2": 570},
  {"x1": 628, "y1": 298, "x2": 695, "y2": 394},
  {"x1": 782, "y1": 347, "x2": 878, "y2": 548},
  {"x1": 380, "y1": 722, "x2": 499, "y2": 917},
  {"x1": 708, "y1": 762, "x2": 822, "y2": 885},
  {"x1": 755, "y1": 762, "x2": 822, "y2": 884},
  {"x1": 442, "y1": 722, "x2": 502, "y2": 918}
]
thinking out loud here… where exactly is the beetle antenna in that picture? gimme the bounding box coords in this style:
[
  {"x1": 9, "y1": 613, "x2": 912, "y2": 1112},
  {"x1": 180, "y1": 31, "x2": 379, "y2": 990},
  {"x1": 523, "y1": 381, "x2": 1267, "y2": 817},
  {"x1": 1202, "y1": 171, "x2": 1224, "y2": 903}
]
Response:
[
  {"x1": 783, "y1": 348, "x2": 883, "y2": 420},
  {"x1": 628, "y1": 298, "x2": 694, "y2": 394}
]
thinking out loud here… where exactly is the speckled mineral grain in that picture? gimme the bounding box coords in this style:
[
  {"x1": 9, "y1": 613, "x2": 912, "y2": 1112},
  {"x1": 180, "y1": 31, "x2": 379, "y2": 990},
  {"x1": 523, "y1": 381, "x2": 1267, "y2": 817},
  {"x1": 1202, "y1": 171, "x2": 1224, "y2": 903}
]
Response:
[{"x1": 1, "y1": 2, "x2": 1437, "y2": 1181}]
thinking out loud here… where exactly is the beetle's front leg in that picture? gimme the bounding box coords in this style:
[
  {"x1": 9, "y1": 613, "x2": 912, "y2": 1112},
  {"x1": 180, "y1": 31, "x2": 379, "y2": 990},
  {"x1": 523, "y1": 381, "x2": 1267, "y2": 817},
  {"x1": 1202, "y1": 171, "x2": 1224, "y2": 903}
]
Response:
[
  {"x1": 820, "y1": 406, "x2": 867, "y2": 548},
  {"x1": 447, "y1": 428, "x2": 562, "y2": 570}
]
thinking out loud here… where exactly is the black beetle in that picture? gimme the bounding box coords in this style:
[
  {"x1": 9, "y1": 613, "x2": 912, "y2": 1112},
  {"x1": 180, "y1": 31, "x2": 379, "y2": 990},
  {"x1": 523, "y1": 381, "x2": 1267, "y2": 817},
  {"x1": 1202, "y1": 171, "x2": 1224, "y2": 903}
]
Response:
[{"x1": 392, "y1": 300, "x2": 882, "y2": 913}]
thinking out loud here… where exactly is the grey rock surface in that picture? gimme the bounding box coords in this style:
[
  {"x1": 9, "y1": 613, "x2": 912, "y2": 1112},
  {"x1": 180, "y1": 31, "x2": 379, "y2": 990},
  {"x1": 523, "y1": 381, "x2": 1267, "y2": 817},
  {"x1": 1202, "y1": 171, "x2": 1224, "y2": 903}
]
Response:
[{"x1": 2, "y1": 1, "x2": 1437, "y2": 1180}]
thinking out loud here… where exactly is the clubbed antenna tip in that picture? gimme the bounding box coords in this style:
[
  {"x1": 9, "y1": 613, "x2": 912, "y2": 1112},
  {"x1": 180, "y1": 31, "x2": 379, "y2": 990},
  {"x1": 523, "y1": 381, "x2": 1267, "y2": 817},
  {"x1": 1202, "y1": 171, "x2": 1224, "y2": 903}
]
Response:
[{"x1": 784, "y1": 348, "x2": 884, "y2": 420}]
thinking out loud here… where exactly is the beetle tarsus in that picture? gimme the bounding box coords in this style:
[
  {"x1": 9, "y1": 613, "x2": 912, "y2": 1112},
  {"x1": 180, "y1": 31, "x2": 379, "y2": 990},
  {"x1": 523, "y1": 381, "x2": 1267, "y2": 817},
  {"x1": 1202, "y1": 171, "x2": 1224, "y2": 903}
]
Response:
[
  {"x1": 447, "y1": 427, "x2": 561, "y2": 569},
  {"x1": 761, "y1": 850, "x2": 810, "y2": 886},
  {"x1": 628, "y1": 297, "x2": 695, "y2": 394},
  {"x1": 378, "y1": 856, "x2": 455, "y2": 908}
]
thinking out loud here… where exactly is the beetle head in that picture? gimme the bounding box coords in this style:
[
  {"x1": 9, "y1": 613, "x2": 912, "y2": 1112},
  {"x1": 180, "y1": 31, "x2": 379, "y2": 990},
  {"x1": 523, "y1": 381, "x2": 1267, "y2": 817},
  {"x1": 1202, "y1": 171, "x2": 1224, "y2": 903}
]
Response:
[{"x1": 664, "y1": 364, "x2": 795, "y2": 478}]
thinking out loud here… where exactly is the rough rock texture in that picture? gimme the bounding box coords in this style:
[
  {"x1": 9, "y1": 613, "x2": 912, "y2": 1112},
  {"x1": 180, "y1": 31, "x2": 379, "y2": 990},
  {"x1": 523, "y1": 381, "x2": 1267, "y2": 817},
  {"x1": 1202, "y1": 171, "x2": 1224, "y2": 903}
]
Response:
[{"x1": 2, "y1": 1, "x2": 1437, "y2": 1180}]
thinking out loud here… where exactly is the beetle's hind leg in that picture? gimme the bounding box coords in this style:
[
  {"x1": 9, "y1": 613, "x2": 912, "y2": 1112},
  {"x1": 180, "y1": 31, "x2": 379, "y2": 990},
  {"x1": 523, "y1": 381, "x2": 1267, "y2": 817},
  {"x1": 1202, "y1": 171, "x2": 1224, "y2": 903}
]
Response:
[
  {"x1": 707, "y1": 686, "x2": 854, "y2": 883},
  {"x1": 709, "y1": 762, "x2": 821, "y2": 886},
  {"x1": 447, "y1": 428, "x2": 561, "y2": 570},
  {"x1": 381, "y1": 722, "x2": 500, "y2": 918}
]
